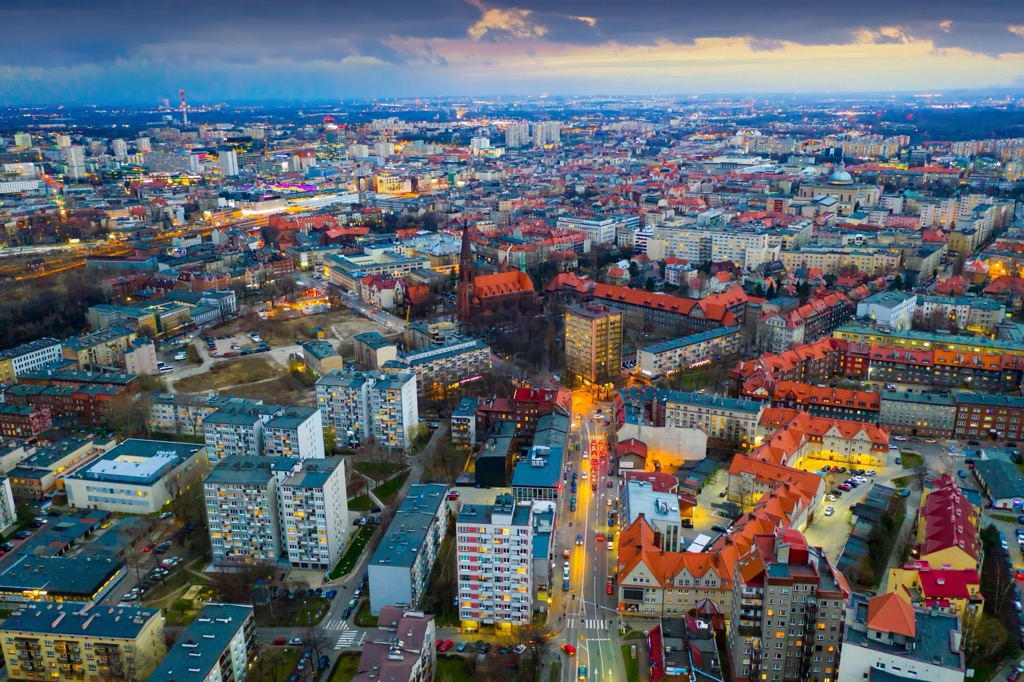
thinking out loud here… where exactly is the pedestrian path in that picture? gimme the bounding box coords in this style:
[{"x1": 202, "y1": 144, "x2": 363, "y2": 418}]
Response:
[{"x1": 331, "y1": 620, "x2": 366, "y2": 649}]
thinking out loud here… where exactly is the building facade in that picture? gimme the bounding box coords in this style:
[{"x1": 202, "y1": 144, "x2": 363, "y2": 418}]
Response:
[
  {"x1": 277, "y1": 457, "x2": 348, "y2": 570},
  {"x1": 565, "y1": 303, "x2": 623, "y2": 387}
]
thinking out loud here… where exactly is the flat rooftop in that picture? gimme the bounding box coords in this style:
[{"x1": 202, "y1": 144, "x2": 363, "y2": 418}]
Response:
[{"x1": 369, "y1": 484, "x2": 448, "y2": 569}]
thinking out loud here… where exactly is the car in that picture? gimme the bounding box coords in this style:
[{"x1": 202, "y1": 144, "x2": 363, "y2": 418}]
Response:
[
  {"x1": 341, "y1": 608, "x2": 352, "y2": 620},
  {"x1": 576, "y1": 534, "x2": 583, "y2": 545},
  {"x1": 924, "y1": 438, "x2": 937, "y2": 444},
  {"x1": 562, "y1": 578, "x2": 570, "y2": 591},
  {"x1": 831, "y1": 489, "x2": 843, "y2": 497},
  {"x1": 14, "y1": 530, "x2": 31, "y2": 540},
  {"x1": 572, "y1": 472, "x2": 577, "y2": 480},
  {"x1": 513, "y1": 644, "x2": 526, "y2": 655},
  {"x1": 830, "y1": 465, "x2": 839, "y2": 472},
  {"x1": 448, "y1": 490, "x2": 460, "y2": 500},
  {"x1": 581, "y1": 471, "x2": 587, "y2": 480},
  {"x1": 578, "y1": 665, "x2": 587, "y2": 680},
  {"x1": 607, "y1": 480, "x2": 613, "y2": 488},
  {"x1": 824, "y1": 506, "x2": 835, "y2": 516},
  {"x1": 348, "y1": 598, "x2": 358, "y2": 608},
  {"x1": 562, "y1": 643, "x2": 577, "y2": 656},
  {"x1": 838, "y1": 467, "x2": 847, "y2": 473},
  {"x1": 457, "y1": 641, "x2": 469, "y2": 652},
  {"x1": 440, "y1": 640, "x2": 455, "y2": 652},
  {"x1": 160, "y1": 511, "x2": 173, "y2": 519},
  {"x1": 1010, "y1": 442, "x2": 1020, "y2": 448},
  {"x1": 711, "y1": 524, "x2": 728, "y2": 533},
  {"x1": 596, "y1": 533, "x2": 605, "y2": 542},
  {"x1": 325, "y1": 589, "x2": 337, "y2": 600},
  {"x1": 968, "y1": 462, "x2": 975, "y2": 469},
  {"x1": 825, "y1": 494, "x2": 836, "y2": 502},
  {"x1": 272, "y1": 637, "x2": 287, "y2": 645},
  {"x1": 958, "y1": 470, "x2": 967, "y2": 478},
  {"x1": 435, "y1": 639, "x2": 444, "y2": 651},
  {"x1": 865, "y1": 470, "x2": 876, "y2": 476},
  {"x1": 820, "y1": 465, "x2": 830, "y2": 473},
  {"x1": 894, "y1": 457, "x2": 902, "y2": 465},
  {"x1": 606, "y1": 581, "x2": 614, "y2": 595},
  {"x1": 838, "y1": 483, "x2": 852, "y2": 491},
  {"x1": 290, "y1": 637, "x2": 303, "y2": 645},
  {"x1": 563, "y1": 548, "x2": 571, "y2": 558},
  {"x1": 968, "y1": 440, "x2": 980, "y2": 446},
  {"x1": 46, "y1": 510, "x2": 60, "y2": 517},
  {"x1": 894, "y1": 435, "x2": 907, "y2": 441},
  {"x1": 141, "y1": 544, "x2": 152, "y2": 552},
  {"x1": 718, "y1": 490, "x2": 727, "y2": 498},
  {"x1": 319, "y1": 655, "x2": 329, "y2": 671},
  {"x1": 499, "y1": 646, "x2": 513, "y2": 655},
  {"x1": 477, "y1": 642, "x2": 492, "y2": 655},
  {"x1": 591, "y1": 481, "x2": 597, "y2": 491}
]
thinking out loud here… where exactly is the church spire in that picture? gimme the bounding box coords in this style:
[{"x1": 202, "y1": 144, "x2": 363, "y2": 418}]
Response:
[{"x1": 457, "y1": 221, "x2": 475, "y2": 325}]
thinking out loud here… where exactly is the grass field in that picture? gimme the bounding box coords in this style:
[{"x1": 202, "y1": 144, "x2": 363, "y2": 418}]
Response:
[
  {"x1": 622, "y1": 644, "x2": 640, "y2": 682},
  {"x1": 435, "y1": 657, "x2": 475, "y2": 682},
  {"x1": 329, "y1": 525, "x2": 375, "y2": 580},
  {"x1": 348, "y1": 495, "x2": 373, "y2": 511},
  {"x1": 174, "y1": 356, "x2": 283, "y2": 393},
  {"x1": 900, "y1": 452, "x2": 923, "y2": 469},
  {"x1": 329, "y1": 652, "x2": 361, "y2": 681},
  {"x1": 891, "y1": 475, "x2": 912, "y2": 488},
  {"x1": 251, "y1": 647, "x2": 299, "y2": 682},
  {"x1": 255, "y1": 596, "x2": 331, "y2": 627},
  {"x1": 372, "y1": 471, "x2": 410, "y2": 505},
  {"x1": 216, "y1": 374, "x2": 316, "y2": 407},
  {"x1": 355, "y1": 600, "x2": 378, "y2": 627}
]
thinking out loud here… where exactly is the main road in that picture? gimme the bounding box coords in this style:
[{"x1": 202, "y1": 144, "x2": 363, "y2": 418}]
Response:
[{"x1": 553, "y1": 398, "x2": 627, "y2": 682}]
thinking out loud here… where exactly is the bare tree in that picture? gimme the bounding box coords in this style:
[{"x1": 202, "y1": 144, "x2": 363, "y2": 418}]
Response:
[
  {"x1": 511, "y1": 622, "x2": 556, "y2": 682},
  {"x1": 250, "y1": 642, "x2": 288, "y2": 682},
  {"x1": 208, "y1": 563, "x2": 276, "y2": 604},
  {"x1": 299, "y1": 624, "x2": 333, "y2": 665}
]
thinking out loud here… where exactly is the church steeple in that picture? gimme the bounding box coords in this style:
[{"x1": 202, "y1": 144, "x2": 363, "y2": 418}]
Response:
[{"x1": 457, "y1": 221, "x2": 475, "y2": 325}]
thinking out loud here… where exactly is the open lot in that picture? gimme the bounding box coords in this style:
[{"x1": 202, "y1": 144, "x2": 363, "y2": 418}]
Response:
[
  {"x1": 217, "y1": 374, "x2": 317, "y2": 407},
  {"x1": 215, "y1": 308, "x2": 397, "y2": 349},
  {"x1": 173, "y1": 356, "x2": 284, "y2": 393},
  {"x1": 208, "y1": 333, "x2": 265, "y2": 357}
]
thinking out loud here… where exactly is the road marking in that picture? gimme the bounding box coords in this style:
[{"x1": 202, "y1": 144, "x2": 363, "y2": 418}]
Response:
[
  {"x1": 325, "y1": 620, "x2": 349, "y2": 631},
  {"x1": 334, "y1": 630, "x2": 365, "y2": 649}
]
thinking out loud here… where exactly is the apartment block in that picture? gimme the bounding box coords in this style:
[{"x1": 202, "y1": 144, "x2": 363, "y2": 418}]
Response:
[
  {"x1": 456, "y1": 494, "x2": 533, "y2": 633},
  {"x1": 879, "y1": 391, "x2": 957, "y2": 437},
  {"x1": 621, "y1": 479, "x2": 682, "y2": 551},
  {"x1": 62, "y1": 326, "x2": 137, "y2": 369},
  {"x1": 352, "y1": 607, "x2": 436, "y2": 682},
  {"x1": 663, "y1": 392, "x2": 764, "y2": 452},
  {"x1": 0, "y1": 338, "x2": 63, "y2": 383},
  {"x1": 729, "y1": 529, "x2": 849, "y2": 682},
  {"x1": 368, "y1": 483, "x2": 449, "y2": 615},
  {"x1": 0, "y1": 602, "x2": 166, "y2": 682},
  {"x1": 202, "y1": 403, "x2": 279, "y2": 460},
  {"x1": 149, "y1": 603, "x2": 256, "y2": 682},
  {"x1": 636, "y1": 325, "x2": 742, "y2": 380},
  {"x1": 316, "y1": 370, "x2": 419, "y2": 450},
  {"x1": 450, "y1": 397, "x2": 477, "y2": 447},
  {"x1": 263, "y1": 406, "x2": 325, "y2": 460},
  {"x1": 277, "y1": 457, "x2": 348, "y2": 570},
  {"x1": 564, "y1": 303, "x2": 623, "y2": 386},
  {"x1": 392, "y1": 338, "x2": 491, "y2": 398}
]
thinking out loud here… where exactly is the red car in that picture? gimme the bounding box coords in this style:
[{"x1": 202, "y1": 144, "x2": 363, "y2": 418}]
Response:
[
  {"x1": 272, "y1": 637, "x2": 287, "y2": 645},
  {"x1": 562, "y1": 644, "x2": 577, "y2": 656},
  {"x1": 591, "y1": 482, "x2": 597, "y2": 491},
  {"x1": 439, "y1": 639, "x2": 454, "y2": 652},
  {"x1": 838, "y1": 483, "x2": 852, "y2": 491},
  {"x1": 606, "y1": 582, "x2": 614, "y2": 595}
]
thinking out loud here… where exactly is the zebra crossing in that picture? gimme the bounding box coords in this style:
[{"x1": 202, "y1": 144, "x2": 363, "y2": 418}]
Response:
[
  {"x1": 329, "y1": 620, "x2": 366, "y2": 649},
  {"x1": 583, "y1": 619, "x2": 604, "y2": 630}
]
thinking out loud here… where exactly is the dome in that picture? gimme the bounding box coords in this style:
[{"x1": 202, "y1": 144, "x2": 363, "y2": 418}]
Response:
[{"x1": 828, "y1": 163, "x2": 854, "y2": 185}]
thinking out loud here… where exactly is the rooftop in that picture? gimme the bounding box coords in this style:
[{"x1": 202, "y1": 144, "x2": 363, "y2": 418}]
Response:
[
  {"x1": 66, "y1": 439, "x2": 205, "y2": 485},
  {"x1": 0, "y1": 602, "x2": 161, "y2": 640},
  {"x1": 844, "y1": 593, "x2": 963, "y2": 671},
  {"x1": 369, "y1": 484, "x2": 448, "y2": 569},
  {"x1": 149, "y1": 603, "x2": 253, "y2": 682}
]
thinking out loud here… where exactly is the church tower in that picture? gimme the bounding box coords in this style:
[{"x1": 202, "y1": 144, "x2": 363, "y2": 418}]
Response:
[{"x1": 457, "y1": 222, "x2": 475, "y2": 325}]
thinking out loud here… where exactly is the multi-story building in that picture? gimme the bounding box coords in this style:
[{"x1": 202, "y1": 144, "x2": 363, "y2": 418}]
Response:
[
  {"x1": 353, "y1": 331, "x2": 399, "y2": 370},
  {"x1": 555, "y1": 215, "x2": 619, "y2": 245},
  {"x1": 204, "y1": 455, "x2": 284, "y2": 565},
  {"x1": 61, "y1": 326, "x2": 138, "y2": 369},
  {"x1": 917, "y1": 294, "x2": 1006, "y2": 333},
  {"x1": 879, "y1": 391, "x2": 957, "y2": 437},
  {"x1": 636, "y1": 325, "x2": 742, "y2": 380},
  {"x1": 370, "y1": 373, "x2": 419, "y2": 450},
  {"x1": 0, "y1": 602, "x2": 166, "y2": 682},
  {"x1": 663, "y1": 392, "x2": 764, "y2": 451},
  {"x1": 760, "y1": 293, "x2": 853, "y2": 353},
  {"x1": 203, "y1": 403, "x2": 279, "y2": 460},
  {"x1": 591, "y1": 283, "x2": 746, "y2": 336},
  {"x1": 837, "y1": 593, "x2": 965, "y2": 682},
  {"x1": 953, "y1": 392, "x2": 1024, "y2": 441},
  {"x1": 729, "y1": 529, "x2": 849, "y2": 682},
  {"x1": 263, "y1": 406, "x2": 325, "y2": 460},
  {"x1": 300, "y1": 340, "x2": 346, "y2": 377},
  {"x1": 368, "y1": 483, "x2": 449, "y2": 615},
  {"x1": 856, "y1": 291, "x2": 917, "y2": 331},
  {"x1": 277, "y1": 457, "x2": 348, "y2": 570},
  {"x1": 778, "y1": 247, "x2": 900, "y2": 277},
  {"x1": 64, "y1": 439, "x2": 210, "y2": 514},
  {"x1": 456, "y1": 494, "x2": 533, "y2": 633},
  {"x1": 646, "y1": 223, "x2": 780, "y2": 268},
  {"x1": 0, "y1": 404, "x2": 51, "y2": 439},
  {"x1": 0, "y1": 338, "x2": 63, "y2": 383},
  {"x1": 450, "y1": 397, "x2": 478, "y2": 447},
  {"x1": 394, "y1": 338, "x2": 490, "y2": 397},
  {"x1": 149, "y1": 603, "x2": 256, "y2": 682},
  {"x1": 620, "y1": 479, "x2": 682, "y2": 551},
  {"x1": 7, "y1": 437, "x2": 117, "y2": 501},
  {"x1": 148, "y1": 393, "x2": 262, "y2": 437},
  {"x1": 564, "y1": 303, "x2": 623, "y2": 387},
  {"x1": 771, "y1": 382, "x2": 880, "y2": 423}
]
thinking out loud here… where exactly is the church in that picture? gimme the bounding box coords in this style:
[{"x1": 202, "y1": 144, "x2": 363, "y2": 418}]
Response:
[
  {"x1": 457, "y1": 225, "x2": 536, "y2": 325},
  {"x1": 796, "y1": 162, "x2": 881, "y2": 215}
]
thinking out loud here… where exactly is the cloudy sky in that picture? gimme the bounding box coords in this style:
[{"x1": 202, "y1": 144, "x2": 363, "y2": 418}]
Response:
[{"x1": 2, "y1": 0, "x2": 1024, "y2": 104}]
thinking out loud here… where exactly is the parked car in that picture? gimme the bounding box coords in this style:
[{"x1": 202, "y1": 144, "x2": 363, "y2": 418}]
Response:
[
  {"x1": 562, "y1": 644, "x2": 576, "y2": 655},
  {"x1": 341, "y1": 608, "x2": 352, "y2": 620},
  {"x1": 456, "y1": 641, "x2": 469, "y2": 652},
  {"x1": 289, "y1": 637, "x2": 303, "y2": 645},
  {"x1": 325, "y1": 589, "x2": 337, "y2": 600},
  {"x1": 824, "y1": 506, "x2": 835, "y2": 516},
  {"x1": 711, "y1": 524, "x2": 728, "y2": 533}
]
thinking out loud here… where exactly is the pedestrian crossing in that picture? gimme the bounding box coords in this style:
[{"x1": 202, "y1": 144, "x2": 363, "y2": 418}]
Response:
[
  {"x1": 329, "y1": 620, "x2": 366, "y2": 649},
  {"x1": 582, "y1": 619, "x2": 606, "y2": 630}
]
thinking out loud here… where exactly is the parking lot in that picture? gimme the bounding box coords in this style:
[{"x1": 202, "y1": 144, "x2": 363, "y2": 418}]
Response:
[{"x1": 205, "y1": 332, "x2": 271, "y2": 359}]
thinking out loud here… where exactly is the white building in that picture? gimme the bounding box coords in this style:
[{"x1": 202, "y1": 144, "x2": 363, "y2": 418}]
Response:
[
  {"x1": 456, "y1": 494, "x2": 533, "y2": 634},
  {"x1": 504, "y1": 123, "x2": 530, "y2": 148},
  {"x1": 620, "y1": 480, "x2": 683, "y2": 552},
  {"x1": 263, "y1": 406, "x2": 325, "y2": 460},
  {"x1": 368, "y1": 483, "x2": 449, "y2": 615},
  {"x1": 837, "y1": 593, "x2": 965, "y2": 682},
  {"x1": 0, "y1": 338, "x2": 63, "y2": 383},
  {"x1": 556, "y1": 215, "x2": 617, "y2": 245},
  {"x1": 219, "y1": 148, "x2": 239, "y2": 177},
  {"x1": 531, "y1": 121, "x2": 561, "y2": 146},
  {"x1": 316, "y1": 371, "x2": 419, "y2": 451},
  {"x1": 64, "y1": 440, "x2": 210, "y2": 514},
  {"x1": 111, "y1": 139, "x2": 128, "y2": 159},
  {"x1": 63, "y1": 145, "x2": 86, "y2": 180},
  {"x1": 856, "y1": 290, "x2": 917, "y2": 331},
  {"x1": 203, "y1": 404, "x2": 278, "y2": 460},
  {"x1": 124, "y1": 338, "x2": 159, "y2": 376},
  {"x1": 148, "y1": 394, "x2": 262, "y2": 438},
  {"x1": 0, "y1": 478, "x2": 17, "y2": 533},
  {"x1": 204, "y1": 456, "x2": 285, "y2": 566},
  {"x1": 278, "y1": 457, "x2": 348, "y2": 570}
]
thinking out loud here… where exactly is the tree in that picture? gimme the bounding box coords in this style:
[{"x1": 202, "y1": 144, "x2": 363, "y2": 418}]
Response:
[
  {"x1": 15, "y1": 503, "x2": 34, "y2": 526},
  {"x1": 963, "y1": 612, "x2": 1008, "y2": 668},
  {"x1": 430, "y1": 438, "x2": 466, "y2": 486},
  {"x1": 888, "y1": 274, "x2": 904, "y2": 291},
  {"x1": 105, "y1": 393, "x2": 149, "y2": 439},
  {"x1": 323, "y1": 428, "x2": 336, "y2": 454},
  {"x1": 103, "y1": 645, "x2": 155, "y2": 682},
  {"x1": 299, "y1": 624, "x2": 333, "y2": 667},
  {"x1": 250, "y1": 642, "x2": 288, "y2": 682},
  {"x1": 510, "y1": 622, "x2": 556, "y2": 682},
  {"x1": 208, "y1": 563, "x2": 276, "y2": 604}
]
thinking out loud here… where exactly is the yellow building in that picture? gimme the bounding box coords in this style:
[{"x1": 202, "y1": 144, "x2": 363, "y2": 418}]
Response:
[
  {"x1": 886, "y1": 562, "x2": 983, "y2": 620},
  {"x1": 0, "y1": 603, "x2": 166, "y2": 682},
  {"x1": 565, "y1": 303, "x2": 622, "y2": 388}
]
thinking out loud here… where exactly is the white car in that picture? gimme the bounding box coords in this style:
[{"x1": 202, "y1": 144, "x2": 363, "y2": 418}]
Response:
[
  {"x1": 173, "y1": 352, "x2": 187, "y2": 361},
  {"x1": 581, "y1": 471, "x2": 588, "y2": 480},
  {"x1": 825, "y1": 494, "x2": 836, "y2": 502},
  {"x1": 824, "y1": 506, "x2": 835, "y2": 516},
  {"x1": 893, "y1": 435, "x2": 907, "y2": 441}
]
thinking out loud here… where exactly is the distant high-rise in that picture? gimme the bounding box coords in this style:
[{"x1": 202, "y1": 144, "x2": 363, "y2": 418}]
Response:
[
  {"x1": 531, "y1": 121, "x2": 561, "y2": 147},
  {"x1": 111, "y1": 139, "x2": 128, "y2": 159},
  {"x1": 62, "y1": 145, "x2": 86, "y2": 181},
  {"x1": 55, "y1": 134, "x2": 72, "y2": 149},
  {"x1": 564, "y1": 303, "x2": 622, "y2": 386},
  {"x1": 135, "y1": 137, "x2": 151, "y2": 153},
  {"x1": 13, "y1": 132, "x2": 32, "y2": 149},
  {"x1": 504, "y1": 123, "x2": 530, "y2": 148},
  {"x1": 219, "y1": 148, "x2": 239, "y2": 177}
]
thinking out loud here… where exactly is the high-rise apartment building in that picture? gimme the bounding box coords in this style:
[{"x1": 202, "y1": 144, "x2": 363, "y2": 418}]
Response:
[
  {"x1": 277, "y1": 457, "x2": 348, "y2": 570},
  {"x1": 564, "y1": 303, "x2": 623, "y2": 387},
  {"x1": 149, "y1": 603, "x2": 255, "y2": 682},
  {"x1": 62, "y1": 145, "x2": 86, "y2": 180},
  {"x1": 531, "y1": 121, "x2": 561, "y2": 146},
  {"x1": 203, "y1": 404, "x2": 278, "y2": 460},
  {"x1": 135, "y1": 137, "x2": 151, "y2": 153},
  {"x1": 316, "y1": 370, "x2": 418, "y2": 451},
  {"x1": 456, "y1": 494, "x2": 533, "y2": 634},
  {"x1": 219, "y1": 148, "x2": 239, "y2": 177},
  {"x1": 13, "y1": 132, "x2": 32, "y2": 149},
  {"x1": 263, "y1": 406, "x2": 325, "y2": 460},
  {"x1": 504, "y1": 123, "x2": 530, "y2": 148},
  {"x1": 730, "y1": 529, "x2": 850, "y2": 682},
  {"x1": 111, "y1": 139, "x2": 128, "y2": 158}
]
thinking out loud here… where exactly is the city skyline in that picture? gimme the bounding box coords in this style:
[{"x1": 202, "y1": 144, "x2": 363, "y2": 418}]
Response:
[{"x1": 2, "y1": 0, "x2": 1024, "y2": 104}]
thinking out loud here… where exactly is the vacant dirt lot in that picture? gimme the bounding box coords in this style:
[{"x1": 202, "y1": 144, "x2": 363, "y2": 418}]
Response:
[
  {"x1": 216, "y1": 375, "x2": 317, "y2": 407},
  {"x1": 173, "y1": 356, "x2": 284, "y2": 393},
  {"x1": 214, "y1": 308, "x2": 398, "y2": 348}
]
